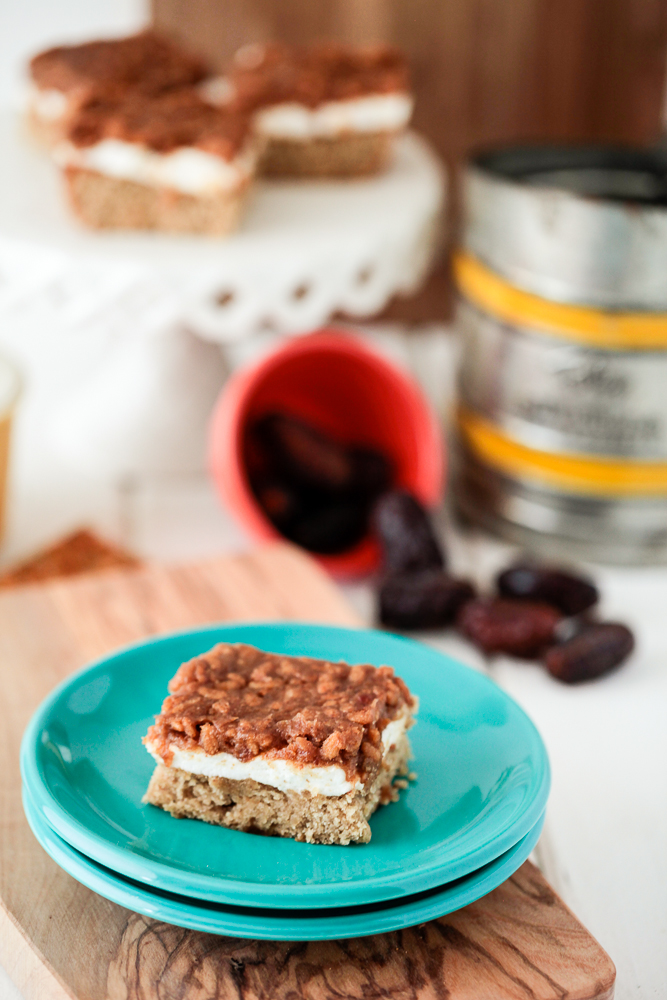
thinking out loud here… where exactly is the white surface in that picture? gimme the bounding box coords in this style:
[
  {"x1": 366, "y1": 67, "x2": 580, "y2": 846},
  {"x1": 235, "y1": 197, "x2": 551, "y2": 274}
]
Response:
[
  {"x1": 0, "y1": 113, "x2": 445, "y2": 341},
  {"x1": 1, "y1": 326, "x2": 665, "y2": 999},
  {"x1": 0, "y1": 312, "x2": 230, "y2": 527},
  {"x1": 0, "y1": 356, "x2": 20, "y2": 417},
  {"x1": 435, "y1": 533, "x2": 667, "y2": 1000}
]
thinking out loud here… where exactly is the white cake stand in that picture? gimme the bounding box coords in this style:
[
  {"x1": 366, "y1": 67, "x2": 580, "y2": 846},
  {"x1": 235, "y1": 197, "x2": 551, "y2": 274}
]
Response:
[
  {"x1": 0, "y1": 110, "x2": 445, "y2": 481},
  {"x1": 0, "y1": 112, "x2": 445, "y2": 341}
]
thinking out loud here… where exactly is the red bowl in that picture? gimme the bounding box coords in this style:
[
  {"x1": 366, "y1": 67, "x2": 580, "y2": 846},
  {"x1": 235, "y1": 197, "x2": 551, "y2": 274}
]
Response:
[{"x1": 208, "y1": 329, "x2": 444, "y2": 578}]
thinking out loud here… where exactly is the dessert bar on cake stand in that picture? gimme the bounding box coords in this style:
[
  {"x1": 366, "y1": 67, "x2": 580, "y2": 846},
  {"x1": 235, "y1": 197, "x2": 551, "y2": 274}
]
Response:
[{"x1": 0, "y1": 110, "x2": 444, "y2": 481}]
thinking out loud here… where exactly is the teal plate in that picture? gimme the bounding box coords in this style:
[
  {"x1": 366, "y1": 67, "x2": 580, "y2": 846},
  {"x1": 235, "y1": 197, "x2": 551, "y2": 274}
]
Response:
[
  {"x1": 23, "y1": 784, "x2": 545, "y2": 940},
  {"x1": 21, "y1": 623, "x2": 550, "y2": 909}
]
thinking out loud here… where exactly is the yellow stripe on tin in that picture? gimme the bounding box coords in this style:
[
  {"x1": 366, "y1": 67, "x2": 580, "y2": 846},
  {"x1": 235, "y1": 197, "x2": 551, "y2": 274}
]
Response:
[
  {"x1": 453, "y1": 252, "x2": 667, "y2": 350},
  {"x1": 458, "y1": 407, "x2": 667, "y2": 497}
]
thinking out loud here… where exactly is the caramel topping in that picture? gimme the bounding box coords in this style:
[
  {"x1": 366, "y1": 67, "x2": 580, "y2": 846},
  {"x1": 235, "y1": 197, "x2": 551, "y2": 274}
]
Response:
[
  {"x1": 66, "y1": 88, "x2": 251, "y2": 158},
  {"x1": 145, "y1": 643, "x2": 414, "y2": 782},
  {"x1": 30, "y1": 30, "x2": 207, "y2": 98},
  {"x1": 228, "y1": 42, "x2": 410, "y2": 113}
]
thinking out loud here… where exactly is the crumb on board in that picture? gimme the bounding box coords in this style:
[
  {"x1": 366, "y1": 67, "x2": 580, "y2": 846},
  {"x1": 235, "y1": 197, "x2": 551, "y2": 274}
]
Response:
[{"x1": 0, "y1": 529, "x2": 139, "y2": 588}]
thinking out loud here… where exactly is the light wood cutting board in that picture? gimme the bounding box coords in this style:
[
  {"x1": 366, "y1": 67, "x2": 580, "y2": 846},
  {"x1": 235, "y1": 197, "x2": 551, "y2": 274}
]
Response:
[{"x1": 0, "y1": 541, "x2": 615, "y2": 1000}]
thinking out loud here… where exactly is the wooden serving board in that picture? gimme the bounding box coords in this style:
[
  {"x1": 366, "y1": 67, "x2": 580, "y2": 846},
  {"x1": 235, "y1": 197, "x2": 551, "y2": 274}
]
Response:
[{"x1": 0, "y1": 542, "x2": 615, "y2": 1000}]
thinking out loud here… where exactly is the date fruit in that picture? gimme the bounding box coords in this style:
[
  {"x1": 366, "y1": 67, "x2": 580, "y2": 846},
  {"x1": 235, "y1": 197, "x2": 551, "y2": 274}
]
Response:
[
  {"x1": 497, "y1": 564, "x2": 598, "y2": 615},
  {"x1": 252, "y1": 479, "x2": 302, "y2": 529},
  {"x1": 544, "y1": 623, "x2": 634, "y2": 683},
  {"x1": 373, "y1": 491, "x2": 445, "y2": 573},
  {"x1": 247, "y1": 412, "x2": 394, "y2": 556},
  {"x1": 284, "y1": 499, "x2": 368, "y2": 555},
  {"x1": 457, "y1": 597, "x2": 561, "y2": 658},
  {"x1": 379, "y1": 571, "x2": 476, "y2": 630},
  {"x1": 253, "y1": 413, "x2": 352, "y2": 492},
  {"x1": 350, "y1": 446, "x2": 393, "y2": 497}
]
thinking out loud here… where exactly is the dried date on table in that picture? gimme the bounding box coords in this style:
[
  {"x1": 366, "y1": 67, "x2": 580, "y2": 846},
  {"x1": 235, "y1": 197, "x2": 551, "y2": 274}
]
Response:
[
  {"x1": 544, "y1": 622, "x2": 634, "y2": 683},
  {"x1": 457, "y1": 598, "x2": 561, "y2": 658},
  {"x1": 379, "y1": 571, "x2": 475, "y2": 630},
  {"x1": 373, "y1": 490, "x2": 445, "y2": 573},
  {"x1": 497, "y1": 564, "x2": 599, "y2": 616}
]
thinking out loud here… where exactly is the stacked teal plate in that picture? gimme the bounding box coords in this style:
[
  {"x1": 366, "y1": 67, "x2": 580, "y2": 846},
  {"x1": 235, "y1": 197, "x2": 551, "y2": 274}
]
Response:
[
  {"x1": 22, "y1": 783, "x2": 544, "y2": 939},
  {"x1": 21, "y1": 623, "x2": 550, "y2": 939}
]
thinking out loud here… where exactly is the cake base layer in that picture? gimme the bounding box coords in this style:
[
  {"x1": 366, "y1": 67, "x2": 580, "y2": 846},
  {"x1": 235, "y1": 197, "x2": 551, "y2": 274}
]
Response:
[
  {"x1": 260, "y1": 131, "x2": 395, "y2": 178},
  {"x1": 63, "y1": 166, "x2": 247, "y2": 234},
  {"x1": 143, "y1": 733, "x2": 411, "y2": 845}
]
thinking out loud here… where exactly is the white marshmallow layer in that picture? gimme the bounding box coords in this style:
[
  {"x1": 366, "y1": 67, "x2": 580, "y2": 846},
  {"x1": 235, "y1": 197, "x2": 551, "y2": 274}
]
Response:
[
  {"x1": 255, "y1": 92, "x2": 413, "y2": 140},
  {"x1": 201, "y1": 78, "x2": 413, "y2": 141},
  {"x1": 54, "y1": 137, "x2": 257, "y2": 195},
  {"x1": 146, "y1": 713, "x2": 410, "y2": 797},
  {"x1": 29, "y1": 85, "x2": 70, "y2": 122}
]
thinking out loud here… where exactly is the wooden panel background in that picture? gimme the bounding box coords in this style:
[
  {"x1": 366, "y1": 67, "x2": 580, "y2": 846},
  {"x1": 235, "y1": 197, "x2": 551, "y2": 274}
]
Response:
[{"x1": 152, "y1": 0, "x2": 667, "y2": 319}]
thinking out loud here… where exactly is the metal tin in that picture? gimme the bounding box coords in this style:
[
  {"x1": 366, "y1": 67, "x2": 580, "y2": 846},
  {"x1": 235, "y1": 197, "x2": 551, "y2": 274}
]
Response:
[
  {"x1": 458, "y1": 300, "x2": 667, "y2": 459},
  {"x1": 455, "y1": 440, "x2": 667, "y2": 564},
  {"x1": 464, "y1": 145, "x2": 667, "y2": 310},
  {"x1": 454, "y1": 145, "x2": 667, "y2": 564}
]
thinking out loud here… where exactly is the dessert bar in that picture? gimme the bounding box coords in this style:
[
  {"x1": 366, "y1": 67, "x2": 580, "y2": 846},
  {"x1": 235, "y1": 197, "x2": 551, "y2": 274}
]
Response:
[
  {"x1": 143, "y1": 642, "x2": 417, "y2": 844},
  {"x1": 55, "y1": 89, "x2": 258, "y2": 234},
  {"x1": 213, "y1": 41, "x2": 413, "y2": 178},
  {"x1": 28, "y1": 30, "x2": 207, "y2": 147}
]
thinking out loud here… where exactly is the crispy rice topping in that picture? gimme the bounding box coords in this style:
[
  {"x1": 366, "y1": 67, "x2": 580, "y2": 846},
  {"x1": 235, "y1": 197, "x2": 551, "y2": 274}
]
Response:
[
  {"x1": 228, "y1": 41, "x2": 410, "y2": 113},
  {"x1": 65, "y1": 88, "x2": 251, "y2": 158},
  {"x1": 30, "y1": 30, "x2": 207, "y2": 98},
  {"x1": 145, "y1": 643, "x2": 414, "y2": 782}
]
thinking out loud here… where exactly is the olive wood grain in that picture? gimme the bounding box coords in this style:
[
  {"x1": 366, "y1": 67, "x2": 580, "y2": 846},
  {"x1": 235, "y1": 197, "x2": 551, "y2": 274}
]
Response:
[{"x1": 0, "y1": 541, "x2": 615, "y2": 999}]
